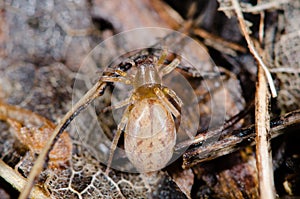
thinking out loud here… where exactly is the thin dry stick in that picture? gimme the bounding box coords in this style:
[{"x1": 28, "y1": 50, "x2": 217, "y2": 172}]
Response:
[
  {"x1": 219, "y1": 0, "x2": 291, "y2": 14},
  {"x1": 193, "y1": 28, "x2": 247, "y2": 53},
  {"x1": 231, "y1": 0, "x2": 277, "y2": 98},
  {"x1": 255, "y1": 65, "x2": 276, "y2": 198},
  {"x1": 257, "y1": 0, "x2": 265, "y2": 44},
  {"x1": 244, "y1": 0, "x2": 290, "y2": 13},
  {"x1": 0, "y1": 160, "x2": 49, "y2": 199},
  {"x1": 18, "y1": 81, "x2": 107, "y2": 199},
  {"x1": 231, "y1": 0, "x2": 276, "y2": 197},
  {"x1": 181, "y1": 109, "x2": 300, "y2": 168}
]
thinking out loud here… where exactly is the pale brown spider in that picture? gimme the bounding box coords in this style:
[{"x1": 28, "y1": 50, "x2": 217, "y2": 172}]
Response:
[
  {"x1": 101, "y1": 53, "x2": 183, "y2": 173},
  {"x1": 19, "y1": 50, "x2": 186, "y2": 198}
]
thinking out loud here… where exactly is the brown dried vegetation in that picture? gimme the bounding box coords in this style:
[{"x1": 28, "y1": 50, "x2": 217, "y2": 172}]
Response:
[{"x1": 0, "y1": 0, "x2": 300, "y2": 198}]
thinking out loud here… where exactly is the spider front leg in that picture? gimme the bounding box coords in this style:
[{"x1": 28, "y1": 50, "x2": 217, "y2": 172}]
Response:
[
  {"x1": 101, "y1": 69, "x2": 134, "y2": 85},
  {"x1": 158, "y1": 58, "x2": 181, "y2": 77},
  {"x1": 101, "y1": 69, "x2": 133, "y2": 112}
]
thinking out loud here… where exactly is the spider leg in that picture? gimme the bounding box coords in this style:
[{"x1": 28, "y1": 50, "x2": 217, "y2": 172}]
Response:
[
  {"x1": 101, "y1": 69, "x2": 134, "y2": 85},
  {"x1": 101, "y1": 76, "x2": 131, "y2": 85},
  {"x1": 105, "y1": 106, "x2": 130, "y2": 174},
  {"x1": 160, "y1": 87, "x2": 195, "y2": 140},
  {"x1": 159, "y1": 58, "x2": 180, "y2": 77},
  {"x1": 156, "y1": 48, "x2": 168, "y2": 71},
  {"x1": 104, "y1": 69, "x2": 131, "y2": 77},
  {"x1": 102, "y1": 97, "x2": 131, "y2": 113},
  {"x1": 154, "y1": 87, "x2": 180, "y2": 118},
  {"x1": 100, "y1": 69, "x2": 133, "y2": 112},
  {"x1": 162, "y1": 87, "x2": 183, "y2": 108}
]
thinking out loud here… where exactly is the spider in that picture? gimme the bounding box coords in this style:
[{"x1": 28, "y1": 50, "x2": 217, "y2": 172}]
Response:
[
  {"x1": 19, "y1": 49, "x2": 187, "y2": 198},
  {"x1": 101, "y1": 52, "x2": 184, "y2": 173}
]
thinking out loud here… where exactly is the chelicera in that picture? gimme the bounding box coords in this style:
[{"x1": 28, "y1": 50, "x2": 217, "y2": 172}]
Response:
[{"x1": 102, "y1": 53, "x2": 183, "y2": 173}]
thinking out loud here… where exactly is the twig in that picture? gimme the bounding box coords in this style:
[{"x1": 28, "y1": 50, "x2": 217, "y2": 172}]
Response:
[
  {"x1": 231, "y1": 0, "x2": 276, "y2": 197},
  {"x1": 176, "y1": 100, "x2": 254, "y2": 151},
  {"x1": 255, "y1": 64, "x2": 276, "y2": 198},
  {"x1": 243, "y1": 0, "x2": 290, "y2": 13},
  {"x1": 219, "y1": 0, "x2": 290, "y2": 14},
  {"x1": 270, "y1": 67, "x2": 300, "y2": 73},
  {"x1": 193, "y1": 28, "x2": 247, "y2": 53},
  {"x1": 0, "y1": 159, "x2": 49, "y2": 199},
  {"x1": 149, "y1": 0, "x2": 184, "y2": 29},
  {"x1": 257, "y1": 0, "x2": 265, "y2": 43},
  {"x1": 231, "y1": 0, "x2": 277, "y2": 98},
  {"x1": 182, "y1": 109, "x2": 300, "y2": 168}
]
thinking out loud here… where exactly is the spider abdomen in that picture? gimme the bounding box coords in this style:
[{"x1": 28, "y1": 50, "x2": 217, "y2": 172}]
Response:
[{"x1": 124, "y1": 98, "x2": 176, "y2": 172}]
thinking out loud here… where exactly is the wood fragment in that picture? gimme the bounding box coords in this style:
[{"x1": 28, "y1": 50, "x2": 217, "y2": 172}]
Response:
[
  {"x1": 219, "y1": 0, "x2": 291, "y2": 14},
  {"x1": 231, "y1": 0, "x2": 277, "y2": 98},
  {"x1": 149, "y1": 0, "x2": 184, "y2": 29},
  {"x1": 255, "y1": 63, "x2": 276, "y2": 199},
  {"x1": 230, "y1": 1, "x2": 277, "y2": 196},
  {"x1": 182, "y1": 109, "x2": 300, "y2": 168},
  {"x1": 0, "y1": 159, "x2": 50, "y2": 199},
  {"x1": 257, "y1": 0, "x2": 265, "y2": 43},
  {"x1": 193, "y1": 28, "x2": 247, "y2": 53}
]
